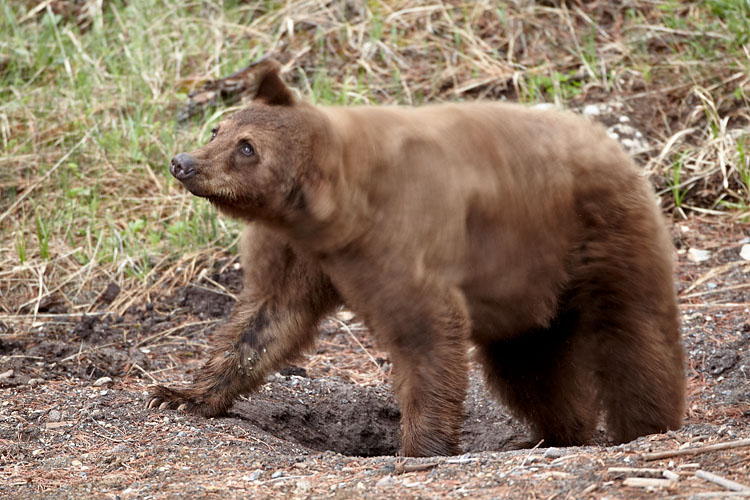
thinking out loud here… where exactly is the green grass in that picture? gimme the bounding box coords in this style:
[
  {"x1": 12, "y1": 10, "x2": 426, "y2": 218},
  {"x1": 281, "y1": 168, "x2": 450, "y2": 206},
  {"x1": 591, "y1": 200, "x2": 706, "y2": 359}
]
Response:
[
  {"x1": 0, "y1": 0, "x2": 748, "y2": 313},
  {"x1": 1, "y1": 0, "x2": 247, "y2": 283},
  {"x1": 668, "y1": 153, "x2": 689, "y2": 210}
]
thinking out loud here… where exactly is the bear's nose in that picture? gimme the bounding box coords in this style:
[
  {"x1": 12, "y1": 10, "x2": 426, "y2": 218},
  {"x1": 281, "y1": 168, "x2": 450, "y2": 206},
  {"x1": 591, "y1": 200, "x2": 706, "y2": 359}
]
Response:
[{"x1": 170, "y1": 153, "x2": 196, "y2": 180}]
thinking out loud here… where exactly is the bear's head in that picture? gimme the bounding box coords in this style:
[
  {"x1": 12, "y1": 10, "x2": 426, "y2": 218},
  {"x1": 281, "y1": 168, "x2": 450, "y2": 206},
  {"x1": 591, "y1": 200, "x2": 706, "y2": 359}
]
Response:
[{"x1": 170, "y1": 59, "x2": 333, "y2": 223}]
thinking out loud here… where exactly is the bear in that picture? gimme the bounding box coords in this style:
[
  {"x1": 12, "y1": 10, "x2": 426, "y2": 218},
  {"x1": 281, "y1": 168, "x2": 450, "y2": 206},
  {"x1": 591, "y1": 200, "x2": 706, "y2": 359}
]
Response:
[{"x1": 149, "y1": 58, "x2": 685, "y2": 457}]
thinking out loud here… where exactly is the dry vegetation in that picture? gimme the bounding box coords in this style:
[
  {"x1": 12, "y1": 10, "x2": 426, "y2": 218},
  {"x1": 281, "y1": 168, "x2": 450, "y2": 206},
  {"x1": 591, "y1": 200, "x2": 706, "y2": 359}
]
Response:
[
  {"x1": 1, "y1": 0, "x2": 748, "y2": 316},
  {"x1": 1, "y1": 1, "x2": 750, "y2": 498}
]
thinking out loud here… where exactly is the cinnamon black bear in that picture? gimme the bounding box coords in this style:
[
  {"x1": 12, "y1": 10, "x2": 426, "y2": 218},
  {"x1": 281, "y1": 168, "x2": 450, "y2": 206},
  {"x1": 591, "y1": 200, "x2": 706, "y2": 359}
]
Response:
[{"x1": 149, "y1": 59, "x2": 685, "y2": 457}]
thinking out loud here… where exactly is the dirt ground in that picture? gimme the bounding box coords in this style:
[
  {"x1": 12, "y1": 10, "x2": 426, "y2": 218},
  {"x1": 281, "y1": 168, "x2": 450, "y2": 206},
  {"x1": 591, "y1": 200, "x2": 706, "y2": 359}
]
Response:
[{"x1": 1, "y1": 216, "x2": 750, "y2": 499}]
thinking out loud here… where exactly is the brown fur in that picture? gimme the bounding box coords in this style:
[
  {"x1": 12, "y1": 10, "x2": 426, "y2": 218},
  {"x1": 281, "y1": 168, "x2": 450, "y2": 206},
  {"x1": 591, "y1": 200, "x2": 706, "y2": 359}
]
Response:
[{"x1": 151, "y1": 59, "x2": 685, "y2": 457}]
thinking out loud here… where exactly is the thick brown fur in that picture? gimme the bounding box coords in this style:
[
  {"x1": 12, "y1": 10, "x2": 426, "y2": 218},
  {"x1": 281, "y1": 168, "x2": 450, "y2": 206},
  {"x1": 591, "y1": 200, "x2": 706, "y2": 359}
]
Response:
[{"x1": 151, "y1": 59, "x2": 685, "y2": 457}]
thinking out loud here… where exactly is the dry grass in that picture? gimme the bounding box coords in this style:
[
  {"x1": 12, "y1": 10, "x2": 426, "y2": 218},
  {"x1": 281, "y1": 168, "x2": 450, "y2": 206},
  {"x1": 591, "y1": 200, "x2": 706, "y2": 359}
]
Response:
[{"x1": 1, "y1": 0, "x2": 748, "y2": 331}]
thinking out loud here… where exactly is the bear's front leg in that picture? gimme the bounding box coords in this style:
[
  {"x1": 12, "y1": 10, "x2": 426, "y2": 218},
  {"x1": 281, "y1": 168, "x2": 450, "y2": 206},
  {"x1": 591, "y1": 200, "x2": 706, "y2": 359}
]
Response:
[
  {"x1": 148, "y1": 225, "x2": 339, "y2": 417},
  {"x1": 337, "y1": 271, "x2": 471, "y2": 457}
]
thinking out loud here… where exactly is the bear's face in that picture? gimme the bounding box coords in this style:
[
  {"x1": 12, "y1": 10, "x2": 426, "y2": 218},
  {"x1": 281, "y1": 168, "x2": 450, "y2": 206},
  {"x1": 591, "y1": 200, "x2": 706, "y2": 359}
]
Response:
[
  {"x1": 170, "y1": 59, "x2": 323, "y2": 222},
  {"x1": 170, "y1": 105, "x2": 314, "y2": 220}
]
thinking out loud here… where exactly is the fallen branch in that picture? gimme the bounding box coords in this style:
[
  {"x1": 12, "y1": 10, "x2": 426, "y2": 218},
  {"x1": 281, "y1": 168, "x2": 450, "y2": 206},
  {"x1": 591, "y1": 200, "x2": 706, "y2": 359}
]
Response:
[
  {"x1": 695, "y1": 470, "x2": 750, "y2": 492},
  {"x1": 642, "y1": 438, "x2": 750, "y2": 461}
]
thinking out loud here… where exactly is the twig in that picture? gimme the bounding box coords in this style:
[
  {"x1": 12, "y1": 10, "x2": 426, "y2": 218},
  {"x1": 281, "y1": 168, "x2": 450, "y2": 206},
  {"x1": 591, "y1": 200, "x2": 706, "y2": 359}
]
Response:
[
  {"x1": 669, "y1": 493, "x2": 750, "y2": 498},
  {"x1": 581, "y1": 484, "x2": 597, "y2": 494},
  {"x1": 332, "y1": 318, "x2": 384, "y2": 375},
  {"x1": 59, "y1": 342, "x2": 116, "y2": 363},
  {"x1": 695, "y1": 470, "x2": 750, "y2": 492},
  {"x1": 643, "y1": 439, "x2": 750, "y2": 461},
  {"x1": 134, "y1": 319, "x2": 219, "y2": 347},
  {"x1": 19, "y1": 0, "x2": 55, "y2": 23},
  {"x1": 133, "y1": 363, "x2": 159, "y2": 383},
  {"x1": 520, "y1": 439, "x2": 544, "y2": 467},
  {"x1": 393, "y1": 459, "x2": 439, "y2": 474}
]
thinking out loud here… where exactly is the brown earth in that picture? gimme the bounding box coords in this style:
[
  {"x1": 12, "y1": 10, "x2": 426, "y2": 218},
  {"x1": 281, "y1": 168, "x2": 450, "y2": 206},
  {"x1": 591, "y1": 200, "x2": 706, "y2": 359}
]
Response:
[{"x1": 1, "y1": 216, "x2": 749, "y2": 499}]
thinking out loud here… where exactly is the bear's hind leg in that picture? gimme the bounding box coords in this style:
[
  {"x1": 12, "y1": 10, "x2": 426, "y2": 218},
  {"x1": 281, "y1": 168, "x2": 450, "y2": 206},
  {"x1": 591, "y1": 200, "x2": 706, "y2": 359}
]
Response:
[
  {"x1": 572, "y1": 217, "x2": 685, "y2": 443},
  {"x1": 475, "y1": 312, "x2": 599, "y2": 447},
  {"x1": 584, "y1": 302, "x2": 685, "y2": 443}
]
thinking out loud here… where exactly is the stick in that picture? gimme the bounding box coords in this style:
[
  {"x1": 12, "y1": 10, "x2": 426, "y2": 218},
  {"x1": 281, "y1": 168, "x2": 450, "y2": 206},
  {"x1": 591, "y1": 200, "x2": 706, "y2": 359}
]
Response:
[
  {"x1": 695, "y1": 470, "x2": 750, "y2": 492},
  {"x1": 679, "y1": 493, "x2": 750, "y2": 498},
  {"x1": 393, "y1": 460, "x2": 439, "y2": 474},
  {"x1": 133, "y1": 363, "x2": 159, "y2": 383},
  {"x1": 608, "y1": 467, "x2": 669, "y2": 478},
  {"x1": 623, "y1": 477, "x2": 676, "y2": 489},
  {"x1": 332, "y1": 318, "x2": 384, "y2": 375},
  {"x1": 642, "y1": 439, "x2": 750, "y2": 461}
]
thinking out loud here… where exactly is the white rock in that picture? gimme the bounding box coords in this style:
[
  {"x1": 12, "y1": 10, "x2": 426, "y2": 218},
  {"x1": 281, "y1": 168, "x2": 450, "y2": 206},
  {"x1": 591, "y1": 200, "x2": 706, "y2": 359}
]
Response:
[
  {"x1": 376, "y1": 475, "x2": 396, "y2": 487},
  {"x1": 295, "y1": 480, "x2": 312, "y2": 493},
  {"x1": 582, "y1": 104, "x2": 600, "y2": 116},
  {"x1": 532, "y1": 103, "x2": 556, "y2": 111},
  {"x1": 337, "y1": 310, "x2": 355, "y2": 321},
  {"x1": 687, "y1": 248, "x2": 712, "y2": 263},
  {"x1": 740, "y1": 244, "x2": 750, "y2": 261},
  {"x1": 242, "y1": 469, "x2": 263, "y2": 481}
]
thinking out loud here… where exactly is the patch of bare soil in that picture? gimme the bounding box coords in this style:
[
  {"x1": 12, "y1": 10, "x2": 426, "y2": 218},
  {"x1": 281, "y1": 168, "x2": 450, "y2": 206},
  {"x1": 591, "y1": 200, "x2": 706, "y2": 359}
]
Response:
[{"x1": 2, "y1": 217, "x2": 750, "y2": 499}]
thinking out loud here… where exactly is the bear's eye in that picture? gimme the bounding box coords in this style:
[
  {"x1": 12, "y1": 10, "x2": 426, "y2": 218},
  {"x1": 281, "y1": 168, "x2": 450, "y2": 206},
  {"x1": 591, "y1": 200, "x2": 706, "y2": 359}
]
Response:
[
  {"x1": 240, "y1": 142, "x2": 255, "y2": 157},
  {"x1": 210, "y1": 128, "x2": 218, "y2": 141}
]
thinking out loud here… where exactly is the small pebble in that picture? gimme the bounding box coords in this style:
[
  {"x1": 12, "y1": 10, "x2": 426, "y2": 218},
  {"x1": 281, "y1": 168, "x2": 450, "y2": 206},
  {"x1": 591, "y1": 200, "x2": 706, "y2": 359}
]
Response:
[
  {"x1": 48, "y1": 409, "x2": 62, "y2": 422},
  {"x1": 28, "y1": 378, "x2": 44, "y2": 387},
  {"x1": 271, "y1": 470, "x2": 283, "y2": 479},
  {"x1": 544, "y1": 447, "x2": 564, "y2": 459},
  {"x1": 376, "y1": 475, "x2": 396, "y2": 487},
  {"x1": 110, "y1": 444, "x2": 129, "y2": 454},
  {"x1": 245, "y1": 469, "x2": 262, "y2": 481},
  {"x1": 295, "y1": 480, "x2": 312, "y2": 493}
]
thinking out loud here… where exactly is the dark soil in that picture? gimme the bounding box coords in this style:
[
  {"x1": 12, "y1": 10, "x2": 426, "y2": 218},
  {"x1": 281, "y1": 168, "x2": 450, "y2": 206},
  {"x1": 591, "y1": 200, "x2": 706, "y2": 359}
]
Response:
[{"x1": 1, "y1": 217, "x2": 749, "y2": 499}]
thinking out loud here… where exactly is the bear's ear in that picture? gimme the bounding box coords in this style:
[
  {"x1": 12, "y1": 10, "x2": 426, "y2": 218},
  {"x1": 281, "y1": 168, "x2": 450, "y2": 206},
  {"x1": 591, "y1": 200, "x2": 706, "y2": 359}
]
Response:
[{"x1": 248, "y1": 58, "x2": 295, "y2": 106}]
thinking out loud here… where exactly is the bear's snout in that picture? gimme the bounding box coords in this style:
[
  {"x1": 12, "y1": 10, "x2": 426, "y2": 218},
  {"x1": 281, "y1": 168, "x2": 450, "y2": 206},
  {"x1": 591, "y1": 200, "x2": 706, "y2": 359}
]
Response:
[{"x1": 170, "y1": 153, "x2": 197, "y2": 181}]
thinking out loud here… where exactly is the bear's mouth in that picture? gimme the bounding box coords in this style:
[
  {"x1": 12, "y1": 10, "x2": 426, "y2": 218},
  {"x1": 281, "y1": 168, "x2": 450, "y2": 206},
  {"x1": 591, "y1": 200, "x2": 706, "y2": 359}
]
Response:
[{"x1": 177, "y1": 179, "x2": 204, "y2": 196}]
